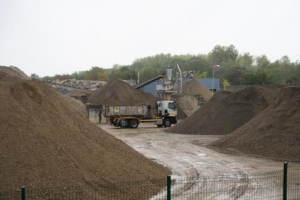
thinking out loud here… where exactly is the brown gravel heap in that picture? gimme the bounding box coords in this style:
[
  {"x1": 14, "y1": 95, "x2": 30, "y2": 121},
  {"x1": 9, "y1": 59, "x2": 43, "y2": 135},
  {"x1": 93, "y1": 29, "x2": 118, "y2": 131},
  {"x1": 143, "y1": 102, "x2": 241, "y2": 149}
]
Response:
[
  {"x1": 0, "y1": 72, "x2": 170, "y2": 194},
  {"x1": 182, "y1": 79, "x2": 212, "y2": 101},
  {"x1": 210, "y1": 86, "x2": 300, "y2": 162},
  {"x1": 167, "y1": 86, "x2": 281, "y2": 134},
  {"x1": 89, "y1": 78, "x2": 161, "y2": 106}
]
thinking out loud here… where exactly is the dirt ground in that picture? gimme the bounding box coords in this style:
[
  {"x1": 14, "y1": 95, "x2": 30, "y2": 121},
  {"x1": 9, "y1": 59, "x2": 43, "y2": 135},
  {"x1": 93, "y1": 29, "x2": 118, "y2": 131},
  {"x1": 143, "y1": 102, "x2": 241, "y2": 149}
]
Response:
[
  {"x1": 101, "y1": 123, "x2": 285, "y2": 198},
  {"x1": 101, "y1": 123, "x2": 282, "y2": 176}
]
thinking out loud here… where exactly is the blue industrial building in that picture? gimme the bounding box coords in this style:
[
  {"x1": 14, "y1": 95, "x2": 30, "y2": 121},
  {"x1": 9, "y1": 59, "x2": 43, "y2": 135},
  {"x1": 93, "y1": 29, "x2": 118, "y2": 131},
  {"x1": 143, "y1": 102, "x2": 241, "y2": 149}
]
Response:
[{"x1": 141, "y1": 78, "x2": 220, "y2": 95}]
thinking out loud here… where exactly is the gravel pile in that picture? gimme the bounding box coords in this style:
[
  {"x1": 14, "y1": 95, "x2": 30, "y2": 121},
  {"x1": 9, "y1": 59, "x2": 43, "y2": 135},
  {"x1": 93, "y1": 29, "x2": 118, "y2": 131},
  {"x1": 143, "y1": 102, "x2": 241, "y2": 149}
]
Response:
[
  {"x1": 167, "y1": 86, "x2": 281, "y2": 135},
  {"x1": 210, "y1": 85, "x2": 300, "y2": 162},
  {"x1": 0, "y1": 72, "x2": 170, "y2": 195},
  {"x1": 181, "y1": 79, "x2": 212, "y2": 101}
]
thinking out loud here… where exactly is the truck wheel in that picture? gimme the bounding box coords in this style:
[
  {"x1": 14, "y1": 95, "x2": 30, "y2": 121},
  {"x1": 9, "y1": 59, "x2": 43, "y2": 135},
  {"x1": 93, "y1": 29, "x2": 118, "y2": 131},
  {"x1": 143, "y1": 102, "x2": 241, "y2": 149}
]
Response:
[
  {"x1": 163, "y1": 119, "x2": 171, "y2": 127},
  {"x1": 119, "y1": 119, "x2": 128, "y2": 128},
  {"x1": 129, "y1": 120, "x2": 139, "y2": 128}
]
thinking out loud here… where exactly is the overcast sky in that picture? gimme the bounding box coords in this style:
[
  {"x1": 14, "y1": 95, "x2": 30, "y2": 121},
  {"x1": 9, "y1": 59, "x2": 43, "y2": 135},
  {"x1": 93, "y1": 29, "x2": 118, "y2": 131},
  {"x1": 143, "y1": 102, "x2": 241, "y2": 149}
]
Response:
[{"x1": 0, "y1": 0, "x2": 299, "y2": 77}]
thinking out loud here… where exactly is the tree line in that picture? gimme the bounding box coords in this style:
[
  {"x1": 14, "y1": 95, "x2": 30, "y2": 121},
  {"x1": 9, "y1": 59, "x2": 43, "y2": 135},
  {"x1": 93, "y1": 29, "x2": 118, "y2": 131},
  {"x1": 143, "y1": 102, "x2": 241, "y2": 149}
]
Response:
[{"x1": 37, "y1": 45, "x2": 300, "y2": 86}]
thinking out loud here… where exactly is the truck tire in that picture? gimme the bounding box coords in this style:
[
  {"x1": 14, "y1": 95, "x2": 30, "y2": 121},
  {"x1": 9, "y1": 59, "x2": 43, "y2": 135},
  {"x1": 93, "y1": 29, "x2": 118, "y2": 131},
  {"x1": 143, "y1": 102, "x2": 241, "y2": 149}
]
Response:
[
  {"x1": 129, "y1": 119, "x2": 139, "y2": 128},
  {"x1": 163, "y1": 119, "x2": 171, "y2": 127},
  {"x1": 119, "y1": 118, "x2": 128, "y2": 128}
]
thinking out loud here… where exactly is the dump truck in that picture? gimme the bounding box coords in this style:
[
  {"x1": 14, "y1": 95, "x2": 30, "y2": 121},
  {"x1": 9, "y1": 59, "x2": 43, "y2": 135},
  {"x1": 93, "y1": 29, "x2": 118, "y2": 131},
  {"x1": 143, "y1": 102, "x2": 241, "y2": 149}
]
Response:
[{"x1": 104, "y1": 100, "x2": 177, "y2": 128}]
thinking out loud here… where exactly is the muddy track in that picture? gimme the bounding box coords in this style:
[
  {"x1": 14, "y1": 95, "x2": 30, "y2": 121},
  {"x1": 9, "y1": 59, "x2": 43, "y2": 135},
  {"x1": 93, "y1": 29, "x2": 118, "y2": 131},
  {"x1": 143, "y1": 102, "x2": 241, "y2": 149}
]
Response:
[{"x1": 101, "y1": 124, "x2": 283, "y2": 199}]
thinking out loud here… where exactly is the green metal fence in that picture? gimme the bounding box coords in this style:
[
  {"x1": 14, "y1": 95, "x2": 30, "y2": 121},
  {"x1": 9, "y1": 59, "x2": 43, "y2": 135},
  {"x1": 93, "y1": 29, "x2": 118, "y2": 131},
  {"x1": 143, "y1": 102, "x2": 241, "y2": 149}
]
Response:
[
  {"x1": 170, "y1": 171, "x2": 283, "y2": 199},
  {"x1": 1, "y1": 162, "x2": 299, "y2": 200},
  {"x1": 287, "y1": 163, "x2": 300, "y2": 200}
]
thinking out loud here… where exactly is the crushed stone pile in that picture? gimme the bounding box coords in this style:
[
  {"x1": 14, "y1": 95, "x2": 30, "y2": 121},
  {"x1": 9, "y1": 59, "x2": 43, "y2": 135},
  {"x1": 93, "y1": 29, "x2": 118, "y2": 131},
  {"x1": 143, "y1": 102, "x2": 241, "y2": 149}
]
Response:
[
  {"x1": 0, "y1": 72, "x2": 171, "y2": 194},
  {"x1": 46, "y1": 79, "x2": 106, "y2": 90},
  {"x1": 88, "y1": 78, "x2": 164, "y2": 116},
  {"x1": 210, "y1": 85, "x2": 300, "y2": 162},
  {"x1": 167, "y1": 86, "x2": 281, "y2": 134},
  {"x1": 181, "y1": 79, "x2": 212, "y2": 101}
]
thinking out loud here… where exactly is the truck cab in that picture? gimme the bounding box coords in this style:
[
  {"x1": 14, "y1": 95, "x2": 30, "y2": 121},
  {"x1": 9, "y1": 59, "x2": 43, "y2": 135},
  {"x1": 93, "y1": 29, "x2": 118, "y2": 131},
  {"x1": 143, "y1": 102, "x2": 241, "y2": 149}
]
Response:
[{"x1": 156, "y1": 100, "x2": 177, "y2": 116}]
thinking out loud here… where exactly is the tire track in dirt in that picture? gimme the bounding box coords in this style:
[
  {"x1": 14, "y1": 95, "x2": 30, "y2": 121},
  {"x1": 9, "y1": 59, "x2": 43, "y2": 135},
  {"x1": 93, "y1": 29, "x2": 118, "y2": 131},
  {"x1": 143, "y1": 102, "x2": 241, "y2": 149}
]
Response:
[{"x1": 101, "y1": 124, "x2": 282, "y2": 199}]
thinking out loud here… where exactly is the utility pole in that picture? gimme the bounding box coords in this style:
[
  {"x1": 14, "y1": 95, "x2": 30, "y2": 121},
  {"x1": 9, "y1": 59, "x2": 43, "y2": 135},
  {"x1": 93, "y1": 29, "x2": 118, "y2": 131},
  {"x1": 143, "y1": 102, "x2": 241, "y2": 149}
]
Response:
[{"x1": 212, "y1": 64, "x2": 220, "y2": 93}]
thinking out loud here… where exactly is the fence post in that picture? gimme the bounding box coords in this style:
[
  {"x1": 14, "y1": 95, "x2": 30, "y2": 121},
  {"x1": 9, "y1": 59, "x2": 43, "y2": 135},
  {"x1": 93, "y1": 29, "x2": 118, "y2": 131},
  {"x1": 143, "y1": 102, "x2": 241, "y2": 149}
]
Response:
[
  {"x1": 283, "y1": 162, "x2": 288, "y2": 200},
  {"x1": 167, "y1": 175, "x2": 171, "y2": 200},
  {"x1": 21, "y1": 186, "x2": 25, "y2": 200}
]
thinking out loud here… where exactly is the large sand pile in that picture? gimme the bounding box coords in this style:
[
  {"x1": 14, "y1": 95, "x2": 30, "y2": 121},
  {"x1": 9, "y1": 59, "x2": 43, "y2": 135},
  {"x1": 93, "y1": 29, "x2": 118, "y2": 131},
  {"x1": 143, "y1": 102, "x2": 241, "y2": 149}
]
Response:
[
  {"x1": 181, "y1": 79, "x2": 212, "y2": 101},
  {"x1": 88, "y1": 78, "x2": 161, "y2": 106},
  {"x1": 210, "y1": 86, "x2": 300, "y2": 162},
  {"x1": 167, "y1": 86, "x2": 281, "y2": 134},
  {"x1": 0, "y1": 72, "x2": 170, "y2": 194}
]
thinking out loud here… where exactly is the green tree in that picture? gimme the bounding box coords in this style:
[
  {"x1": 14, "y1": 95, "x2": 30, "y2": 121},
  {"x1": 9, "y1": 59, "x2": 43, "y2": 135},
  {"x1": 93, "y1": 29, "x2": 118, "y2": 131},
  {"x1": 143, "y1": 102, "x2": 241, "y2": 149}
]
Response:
[
  {"x1": 71, "y1": 71, "x2": 88, "y2": 80},
  {"x1": 285, "y1": 77, "x2": 298, "y2": 84},
  {"x1": 85, "y1": 66, "x2": 109, "y2": 81},
  {"x1": 243, "y1": 71, "x2": 273, "y2": 85},
  {"x1": 208, "y1": 45, "x2": 239, "y2": 65},
  {"x1": 236, "y1": 53, "x2": 253, "y2": 70},
  {"x1": 255, "y1": 55, "x2": 270, "y2": 69},
  {"x1": 221, "y1": 79, "x2": 230, "y2": 90},
  {"x1": 223, "y1": 67, "x2": 247, "y2": 85},
  {"x1": 109, "y1": 66, "x2": 137, "y2": 81},
  {"x1": 194, "y1": 71, "x2": 208, "y2": 78}
]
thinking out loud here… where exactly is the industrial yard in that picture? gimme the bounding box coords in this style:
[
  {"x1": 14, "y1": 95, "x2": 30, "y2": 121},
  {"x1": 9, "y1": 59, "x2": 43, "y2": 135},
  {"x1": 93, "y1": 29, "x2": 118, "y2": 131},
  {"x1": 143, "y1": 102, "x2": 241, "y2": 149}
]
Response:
[{"x1": 1, "y1": 66, "x2": 299, "y2": 199}]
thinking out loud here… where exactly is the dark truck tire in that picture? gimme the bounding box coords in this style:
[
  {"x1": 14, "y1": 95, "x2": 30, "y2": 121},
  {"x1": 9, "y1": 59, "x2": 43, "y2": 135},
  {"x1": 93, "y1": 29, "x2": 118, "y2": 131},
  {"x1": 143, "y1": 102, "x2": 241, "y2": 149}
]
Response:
[
  {"x1": 129, "y1": 119, "x2": 139, "y2": 128},
  {"x1": 163, "y1": 119, "x2": 171, "y2": 127},
  {"x1": 119, "y1": 118, "x2": 128, "y2": 128}
]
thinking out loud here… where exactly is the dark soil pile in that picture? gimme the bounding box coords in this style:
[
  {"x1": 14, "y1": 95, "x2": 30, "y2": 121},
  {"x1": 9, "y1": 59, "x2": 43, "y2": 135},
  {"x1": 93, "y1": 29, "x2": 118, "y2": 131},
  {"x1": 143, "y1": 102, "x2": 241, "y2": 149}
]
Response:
[
  {"x1": 182, "y1": 79, "x2": 212, "y2": 101},
  {"x1": 210, "y1": 86, "x2": 300, "y2": 162},
  {"x1": 176, "y1": 104, "x2": 188, "y2": 120},
  {"x1": 0, "y1": 72, "x2": 171, "y2": 194},
  {"x1": 167, "y1": 91, "x2": 233, "y2": 134},
  {"x1": 167, "y1": 86, "x2": 281, "y2": 134}
]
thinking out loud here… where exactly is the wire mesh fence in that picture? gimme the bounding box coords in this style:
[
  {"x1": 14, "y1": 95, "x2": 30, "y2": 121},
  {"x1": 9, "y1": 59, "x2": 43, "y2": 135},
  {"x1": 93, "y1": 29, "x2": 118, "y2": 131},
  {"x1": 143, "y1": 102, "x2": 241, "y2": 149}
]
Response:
[
  {"x1": 1, "y1": 163, "x2": 299, "y2": 200},
  {"x1": 287, "y1": 163, "x2": 300, "y2": 200},
  {"x1": 170, "y1": 171, "x2": 283, "y2": 200},
  {"x1": 0, "y1": 179, "x2": 167, "y2": 200}
]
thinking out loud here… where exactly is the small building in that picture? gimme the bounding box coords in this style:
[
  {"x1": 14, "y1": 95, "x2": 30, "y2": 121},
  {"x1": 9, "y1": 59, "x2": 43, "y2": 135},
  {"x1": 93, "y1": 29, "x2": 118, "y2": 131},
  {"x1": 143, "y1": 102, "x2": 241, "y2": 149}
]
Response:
[{"x1": 86, "y1": 104, "x2": 103, "y2": 123}]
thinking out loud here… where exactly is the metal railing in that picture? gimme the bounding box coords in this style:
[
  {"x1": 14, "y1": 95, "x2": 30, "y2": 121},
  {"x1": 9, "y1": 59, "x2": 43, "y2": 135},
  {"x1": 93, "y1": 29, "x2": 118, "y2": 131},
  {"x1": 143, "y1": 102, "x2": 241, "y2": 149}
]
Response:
[{"x1": 1, "y1": 162, "x2": 299, "y2": 200}]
